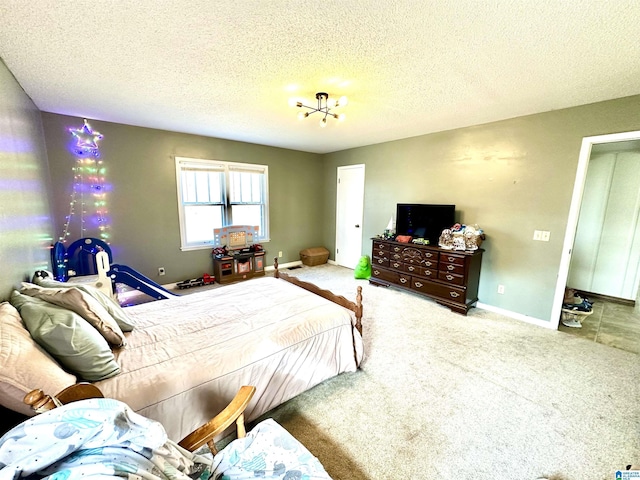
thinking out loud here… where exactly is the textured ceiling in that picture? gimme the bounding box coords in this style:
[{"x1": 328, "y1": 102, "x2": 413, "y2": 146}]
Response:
[{"x1": 1, "y1": 1, "x2": 640, "y2": 154}]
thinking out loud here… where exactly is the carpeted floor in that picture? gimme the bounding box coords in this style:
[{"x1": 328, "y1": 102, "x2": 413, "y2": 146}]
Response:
[
  {"x1": 122, "y1": 263, "x2": 639, "y2": 479},
  {"x1": 248, "y1": 264, "x2": 638, "y2": 480}
]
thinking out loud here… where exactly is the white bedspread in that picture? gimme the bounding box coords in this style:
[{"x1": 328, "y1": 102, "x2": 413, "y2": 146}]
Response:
[{"x1": 95, "y1": 277, "x2": 363, "y2": 441}]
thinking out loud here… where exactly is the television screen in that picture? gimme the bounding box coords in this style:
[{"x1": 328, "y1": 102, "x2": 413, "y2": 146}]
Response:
[{"x1": 396, "y1": 204, "x2": 455, "y2": 245}]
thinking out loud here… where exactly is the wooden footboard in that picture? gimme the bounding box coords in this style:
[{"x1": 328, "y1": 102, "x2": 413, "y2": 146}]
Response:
[{"x1": 273, "y1": 258, "x2": 363, "y2": 367}]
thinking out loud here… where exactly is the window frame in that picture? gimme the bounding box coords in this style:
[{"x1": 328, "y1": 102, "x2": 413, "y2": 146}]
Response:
[{"x1": 175, "y1": 157, "x2": 270, "y2": 251}]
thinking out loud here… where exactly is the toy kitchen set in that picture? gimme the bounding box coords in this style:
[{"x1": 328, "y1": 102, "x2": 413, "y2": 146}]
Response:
[{"x1": 212, "y1": 225, "x2": 265, "y2": 284}]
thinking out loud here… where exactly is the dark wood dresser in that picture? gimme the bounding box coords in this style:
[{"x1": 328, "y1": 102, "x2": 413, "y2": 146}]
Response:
[{"x1": 370, "y1": 238, "x2": 483, "y2": 314}]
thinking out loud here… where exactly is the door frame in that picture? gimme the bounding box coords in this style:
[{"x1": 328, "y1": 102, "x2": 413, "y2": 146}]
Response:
[
  {"x1": 552, "y1": 130, "x2": 640, "y2": 328},
  {"x1": 335, "y1": 164, "x2": 365, "y2": 268}
]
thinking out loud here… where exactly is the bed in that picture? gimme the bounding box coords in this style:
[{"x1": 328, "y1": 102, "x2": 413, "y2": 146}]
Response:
[{"x1": 0, "y1": 262, "x2": 363, "y2": 441}]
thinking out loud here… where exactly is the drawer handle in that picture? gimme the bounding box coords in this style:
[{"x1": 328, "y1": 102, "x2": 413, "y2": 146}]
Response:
[
  {"x1": 377, "y1": 250, "x2": 384, "y2": 255},
  {"x1": 377, "y1": 259, "x2": 384, "y2": 264},
  {"x1": 448, "y1": 256, "x2": 456, "y2": 262},
  {"x1": 425, "y1": 261, "x2": 432, "y2": 267},
  {"x1": 446, "y1": 274, "x2": 454, "y2": 280},
  {"x1": 447, "y1": 265, "x2": 455, "y2": 270},
  {"x1": 394, "y1": 247, "x2": 401, "y2": 252},
  {"x1": 408, "y1": 266, "x2": 415, "y2": 271},
  {"x1": 400, "y1": 277, "x2": 408, "y2": 284},
  {"x1": 373, "y1": 270, "x2": 380, "y2": 275},
  {"x1": 425, "y1": 271, "x2": 432, "y2": 276},
  {"x1": 425, "y1": 253, "x2": 433, "y2": 258},
  {"x1": 449, "y1": 291, "x2": 460, "y2": 298},
  {"x1": 393, "y1": 263, "x2": 400, "y2": 268},
  {"x1": 414, "y1": 281, "x2": 423, "y2": 288}
]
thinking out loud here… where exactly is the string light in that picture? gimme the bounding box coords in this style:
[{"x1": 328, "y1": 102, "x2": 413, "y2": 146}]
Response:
[{"x1": 59, "y1": 120, "x2": 111, "y2": 244}]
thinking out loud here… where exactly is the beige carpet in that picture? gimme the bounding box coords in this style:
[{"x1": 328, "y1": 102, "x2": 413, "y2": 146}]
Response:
[{"x1": 246, "y1": 264, "x2": 639, "y2": 480}]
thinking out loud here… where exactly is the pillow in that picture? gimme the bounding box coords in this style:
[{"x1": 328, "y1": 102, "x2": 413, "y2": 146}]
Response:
[
  {"x1": 32, "y1": 276, "x2": 135, "y2": 332},
  {"x1": 0, "y1": 302, "x2": 77, "y2": 416},
  {"x1": 9, "y1": 291, "x2": 120, "y2": 382},
  {"x1": 21, "y1": 283, "x2": 126, "y2": 347}
]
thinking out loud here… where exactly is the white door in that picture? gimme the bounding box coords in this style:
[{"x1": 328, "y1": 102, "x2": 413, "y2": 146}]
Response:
[{"x1": 335, "y1": 165, "x2": 365, "y2": 268}]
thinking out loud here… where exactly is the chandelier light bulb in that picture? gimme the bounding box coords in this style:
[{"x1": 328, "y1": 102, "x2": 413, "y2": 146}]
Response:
[
  {"x1": 337, "y1": 113, "x2": 346, "y2": 122},
  {"x1": 338, "y1": 96, "x2": 348, "y2": 107},
  {"x1": 297, "y1": 111, "x2": 308, "y2": 120}
]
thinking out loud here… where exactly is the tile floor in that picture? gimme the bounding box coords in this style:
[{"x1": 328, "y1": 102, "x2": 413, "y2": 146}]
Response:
[{"x1": 558, "y1": 293, "x2": 640, "y2": 355}]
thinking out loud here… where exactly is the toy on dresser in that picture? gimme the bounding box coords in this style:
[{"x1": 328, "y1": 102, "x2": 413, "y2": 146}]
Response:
[{"x1": 439, "y1": 223, "x2": 485, "y2": 251}]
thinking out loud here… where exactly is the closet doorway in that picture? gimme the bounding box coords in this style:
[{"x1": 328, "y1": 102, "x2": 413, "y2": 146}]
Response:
[
  {"x1": 553, "y1": 130, "x2": 640, "y2": 353},
  {"x1": 568, "y1": 140, "x2": 640, "y2": 300}
]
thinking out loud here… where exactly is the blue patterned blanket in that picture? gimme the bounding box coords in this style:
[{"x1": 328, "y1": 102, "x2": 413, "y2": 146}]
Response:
[
  {"x1": 0, "y1": 398, "x2": 211, "y2": 480},
  {"x1": 0, "y1": 400, "x2": 331, "y2": 480}
]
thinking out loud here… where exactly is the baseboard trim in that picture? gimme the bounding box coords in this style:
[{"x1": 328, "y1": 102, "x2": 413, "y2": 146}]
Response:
[
  {"x1": 476, "y1": 302, "x2": 555, "y2": 329},
  {"x1": 265, "y1": 260, "x2": 303, "y2": 272}
]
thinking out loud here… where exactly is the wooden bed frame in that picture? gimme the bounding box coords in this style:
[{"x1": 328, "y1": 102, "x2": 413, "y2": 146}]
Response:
[{"x1": 273, "y1": 257, "x2": 363, "y2": 336}]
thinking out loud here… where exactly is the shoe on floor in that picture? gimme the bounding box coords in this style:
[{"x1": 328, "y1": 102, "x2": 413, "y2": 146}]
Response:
[
  {"x1": 562, "y1": 300, "x2": 592, "y2": 312},
  {"x1": 561, "y1": 317, "x2": 582, "y2": 328}
]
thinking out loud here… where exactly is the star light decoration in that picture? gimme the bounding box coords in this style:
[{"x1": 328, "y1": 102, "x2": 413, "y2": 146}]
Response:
[
  {"x1": 59, "y1": 119, "x2": 111, "y2": 244},
  {"x1": 69, "y1": 119, "x2": 103, "y2": 157}
]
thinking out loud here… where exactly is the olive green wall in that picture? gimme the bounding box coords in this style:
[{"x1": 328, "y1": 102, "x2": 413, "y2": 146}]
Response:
[
  {"x1": 321, "y1": 95, "x2": 640, "y2": 322},
  {"x1": 7, "y1": 76, "x2": 640, "y2": 323},
  {"x1": 0, "y1": 59, "x2": 53, "y2": 300},
  {"x1": 41, "y1": 113, "x2": 323, "y2": 284}
]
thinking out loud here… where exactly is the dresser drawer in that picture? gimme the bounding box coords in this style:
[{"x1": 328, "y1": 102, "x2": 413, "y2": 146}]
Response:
[
  {"x1": 439, "y1": 262, "x2": 465, "y2": 275},
  {"x1": 371, "y1": 266, "x2": 398, "y2": 283},
  {"x1": 440, "y1": 253, "x2": 465, "y2": 265},
  {"x1": 390, "y1": 244, "x2": 404, "y2": 255},
  {"x1": 412, "y1": 279, "x2": 466, "y2": 304},
  {"x1": 373, "y1": 247, "x2": 388, "y2": 259},
  {"x1": 421, "y1": 268, "x2": 437, "y2": 279},
  {"x1": 438, "y1": 271, "x2": 465, "y2": 286},
  {"x1": 390, "y1": 260, "x2": 403, "y2": 271},
  {"x1": 373, "y1": 241, "x2": 388, "y2": 252},
  {"x1": 423, "y1": 258, "x2": 437, "y2": 269},
  {"x1": 397, "y1": 273, "x2": 412, "y2": 287},
  {"x1": 423, "y1": 250, "x2": 438, "y2": 260},
  {"x1": 404, "y1": 263, "x2": 422, "y2": 275},
  {"x1": 373, "y1": 257, "x2": 389, "y2": 268}
]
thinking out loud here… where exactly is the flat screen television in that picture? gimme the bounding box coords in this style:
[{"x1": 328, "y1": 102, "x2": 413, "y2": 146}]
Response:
[{"x1": 396, "y1": 204, "x2": 455, "y2": 245}]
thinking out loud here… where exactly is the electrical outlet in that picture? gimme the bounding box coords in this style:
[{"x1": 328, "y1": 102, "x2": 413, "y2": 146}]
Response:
[
  {"x1": 497, "y1": 284, "x2": 505, "y2": 294},
  {"x1": 533, "y1": 230, "x2": 542, "y2": 241},
  {"x1": 278, "y1": 251, "x2": 283, "y2": 258},
  {"x1": 541, "y1": 230, "x2": 550, "y2": 242},
  {"x1": 158, "y1": 267, "x2": 166, "y2": 276}
]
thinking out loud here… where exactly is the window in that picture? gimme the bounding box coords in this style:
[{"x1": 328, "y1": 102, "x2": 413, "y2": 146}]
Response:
[{"x1": 175, "y1": 157, "x2": 269, "y2": 250}]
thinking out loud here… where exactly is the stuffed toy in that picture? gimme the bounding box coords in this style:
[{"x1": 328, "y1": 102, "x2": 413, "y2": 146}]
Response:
[{"x1": 354, "y1": 255, "x2": 372, "y2": 279}]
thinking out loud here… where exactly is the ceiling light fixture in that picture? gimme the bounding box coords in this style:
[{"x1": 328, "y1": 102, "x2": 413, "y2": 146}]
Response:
[{"x1": 290, "y1": 92, "x2": 347, "y2": 127}]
